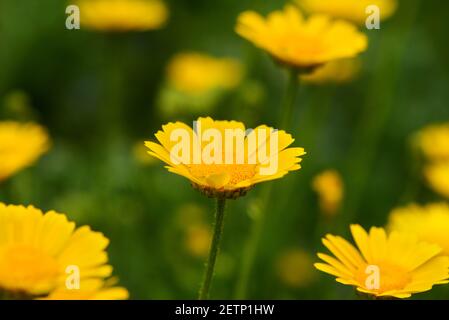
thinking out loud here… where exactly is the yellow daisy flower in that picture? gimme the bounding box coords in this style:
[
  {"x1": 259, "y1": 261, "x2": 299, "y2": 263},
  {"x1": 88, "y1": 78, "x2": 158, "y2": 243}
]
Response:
[
  {"x1": 77, "y1": 0, "x2": 169, "y2": 32},
  {"x1": 312, "y1": 170, "x2": 344, "y2": 216},
  {"x1": 424, "y1": 162, "x2": 449, "y2": 199},
  {"x1": 235, "y1": 5, "x2": 368, "y2": 70},
  {"x1": 167, "y1": 52, "x2": 243, "y2": 96},
  {"x1": 144, "y1": 117, "x2": 306, "y2": 199},
  {"x1": 300, "y1": 58, "x2": 361, "y2": 85},
  {"x1": 415, "y1": 122, "x2": 449, "y2": 161},
  {"x1": 315, "y1": 225, "x2": 449, "y2": 298},
  {"x1": 297, "y1": 0, "x2": 398, "y2": 25},
  {"x1": 388, "y1": 203, "x2": 449, "y2": 255},
  {"x1": 0, "y1": 203, "x2": 127, "y2": 300},
  {"x1": 0, "y1": 121, "x2": 50, "y2": 182}
]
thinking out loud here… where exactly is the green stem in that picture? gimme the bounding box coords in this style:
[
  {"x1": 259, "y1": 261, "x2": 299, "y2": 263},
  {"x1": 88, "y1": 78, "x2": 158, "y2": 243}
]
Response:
[
  {"x1": 198, "y1": 198, "x2": 226, "y2": 300},
  {"x1": 234, "y1": 68, "x2": 300, "y2": 299}
]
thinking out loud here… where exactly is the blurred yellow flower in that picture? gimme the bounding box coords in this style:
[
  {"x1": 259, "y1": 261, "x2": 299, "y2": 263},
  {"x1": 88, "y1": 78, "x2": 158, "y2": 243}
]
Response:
[
  {"x1": 297, "y1": 0, "x2": 398, "y2": 25},
  {"x1": 415, "y1": 123, "x2": 449, "y2": 161},
  {"x1": 167, "y1": 52, "x2": 243, "y2": 96},
  {"x1": 388, "y1": 203, "x2": 449, "y2": 255},
  {"x1": 312, "y1": 170, "x2": 344, "y2": 216},
  {"x1": 424, "y1": 162, "x2": 449, "y2": 199},
  {"x1": 276, "y1": 249, "x2": 316, "y2": 288},
  {"x1": 77, "y1": 0, "x2": 169, "y2": 32},
  {"x1": 185, "y1": 224, "x2": 212, "y2": 258},
  {"x1": 315, "y1": 225, "x2": 449, "y2": 298},
  {"x1": 44, "y1": 279, "x2": 129, "y2": 300},
  {"x1": 145, "y1": 117, "x2": 305, "y2": 199},
  {"x1": 235, "y1": 5, "x2": 367, "y2": 70},
  {"x1": 0, "y1": 203, "x2": 127, "y2": 299},
  {"x1": 0, "y1": 121, "x2": 50, "y2": 182},
  {"x1": 301, "y1": 58, "x2": 361, "y2": 85}
]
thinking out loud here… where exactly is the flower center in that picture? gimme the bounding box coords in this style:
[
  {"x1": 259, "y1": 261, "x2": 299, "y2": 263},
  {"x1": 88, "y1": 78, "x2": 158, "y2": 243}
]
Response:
[
  {"x1": 357, "y1": 262, "x2": 411, "y2": 294},
  {"x1": 0, "y1": 244, "x2": 61, "y2": 295},
  {"x1": 188, "y1": 163, "x2": 257, "y2": 187}
]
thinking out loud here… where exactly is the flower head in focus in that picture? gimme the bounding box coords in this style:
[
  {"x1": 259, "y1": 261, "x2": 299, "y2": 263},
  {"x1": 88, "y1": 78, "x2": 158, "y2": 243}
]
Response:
[
  {"x1": 315, "y1": 225, "x2": 449, "y2": 298},
  {"x1": 77, "y1": 0, "x2": 169, "y2": 32},
  {"x1": 424, "y1": 162, "x2": 449, "y2": 199},
  {"x1": 0, "y1": 121, "x2": 50, "y2": 182},
  {"x1": 388, "y1": 203, "x2": 449, "y2": 255},
  {"x1": 235, "y1": 5, "x2": 367, "y2": 70},
  {"x1": 145, "y1": 117, "x2": 305, "y2": 199},
  {"x1": 297, "y1": 0, "x2": 398, "y2": 25},
  {"x1": 300, "y1": 58, "x2": 361, "y2": 85},
  {"x1": 0, "y1": 203, "x2": 127, "y2": 300},
  {"x1": 312, "y1": 170, "x2": 344, "y2": 216}
]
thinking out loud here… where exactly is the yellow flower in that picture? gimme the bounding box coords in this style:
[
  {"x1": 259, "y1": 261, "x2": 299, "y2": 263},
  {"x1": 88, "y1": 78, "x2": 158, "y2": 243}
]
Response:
[
  {"x1": 145, "y1": 117, "x2": 305, "y2": 199},
  {"x1": 424, "y1": 162, "x2": 449, "y2": 199},
  {"x1": 0, "y1": 121, "x2": 50, "y2": 182},
  {"x1": 415, "y1": 123, "x2": 449, "y2": 161},
  {"x1": 44, "y1": 279, "x2": 129, "y2": 300},
  {"x1": 315, "y1": 225, "x2": 449, "y2": 298},
  {"x1": 388, "y1": 203, "x2": 449, "y2": 256},
  {"x1": 167, "y1": 52, "x2": 243, "y2": 95},
  {"x1": 235, "y1": 5, "x2": 367, "y2": 70},
  {"x1": 276, "y1": 249, "x2": 316, "y2": 288},
  {"x1": 312, "y1": 170, "x2": 344, "y2": 216},
  {"x1": 0, "y1": 203, "x2": 127, "y2": 300},
  {"x1": 300, "y1": 58, "x2": 361, "y2": 84},
  {"x1": 77, "y1": 0, "x2": 168, "y2": 32},
  {"x1": 297, "y1": 0, "x2": 398, "y2": 25}
]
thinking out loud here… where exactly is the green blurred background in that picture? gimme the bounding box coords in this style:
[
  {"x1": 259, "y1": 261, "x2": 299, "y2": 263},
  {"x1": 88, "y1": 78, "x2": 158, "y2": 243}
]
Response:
[{"x1": 0, "y1": 0, "x2": 449, "y2": 299}]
